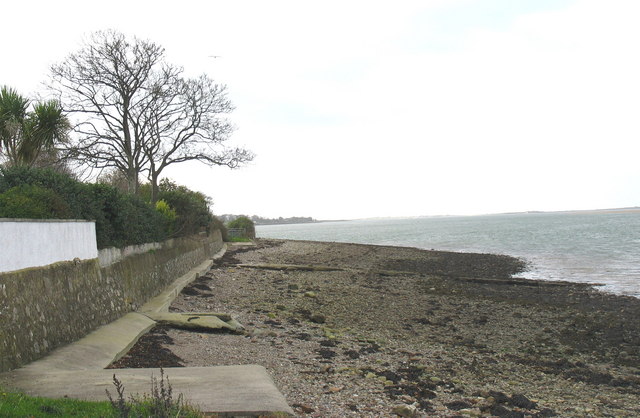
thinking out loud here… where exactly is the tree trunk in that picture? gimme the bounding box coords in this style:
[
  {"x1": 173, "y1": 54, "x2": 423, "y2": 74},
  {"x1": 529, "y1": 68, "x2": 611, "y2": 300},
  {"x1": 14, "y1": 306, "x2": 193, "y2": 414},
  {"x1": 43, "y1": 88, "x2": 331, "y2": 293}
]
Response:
[
  {"x1": 127, "y1": 169, "x2": 139, "y2": 195},
  {"x1": 150, "y1": 171, "x2": 159, "y2": 204}
]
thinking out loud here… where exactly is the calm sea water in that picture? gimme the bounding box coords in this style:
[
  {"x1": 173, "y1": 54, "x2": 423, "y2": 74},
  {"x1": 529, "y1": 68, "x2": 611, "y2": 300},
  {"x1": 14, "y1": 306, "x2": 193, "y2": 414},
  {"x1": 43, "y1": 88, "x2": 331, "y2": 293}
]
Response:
[{"x1": 256, "y1": 212, "x2": 640, "y2": 298}]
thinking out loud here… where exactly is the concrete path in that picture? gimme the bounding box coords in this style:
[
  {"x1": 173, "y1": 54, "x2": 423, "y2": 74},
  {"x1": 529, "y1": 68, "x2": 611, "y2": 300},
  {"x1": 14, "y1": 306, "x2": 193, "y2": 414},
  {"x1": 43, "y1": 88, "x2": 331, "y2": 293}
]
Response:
[{"x1": 0, "y1": 245, "x2": 294, "y2": 416}]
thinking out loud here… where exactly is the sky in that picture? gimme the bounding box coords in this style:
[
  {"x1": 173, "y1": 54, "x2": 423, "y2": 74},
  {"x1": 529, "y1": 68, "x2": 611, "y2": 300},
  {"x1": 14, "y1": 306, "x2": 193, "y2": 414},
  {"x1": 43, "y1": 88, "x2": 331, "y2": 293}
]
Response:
[{"x1": 2, "y1": 0, "x2": 639, "y2": 219}]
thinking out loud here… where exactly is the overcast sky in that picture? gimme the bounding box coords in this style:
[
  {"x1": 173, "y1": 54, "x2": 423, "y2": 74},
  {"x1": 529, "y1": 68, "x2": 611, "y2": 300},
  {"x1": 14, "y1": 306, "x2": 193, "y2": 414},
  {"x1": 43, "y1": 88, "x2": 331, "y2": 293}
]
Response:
[{"x1": 2, "y1": 0, "x2": 639, "y2": 219}]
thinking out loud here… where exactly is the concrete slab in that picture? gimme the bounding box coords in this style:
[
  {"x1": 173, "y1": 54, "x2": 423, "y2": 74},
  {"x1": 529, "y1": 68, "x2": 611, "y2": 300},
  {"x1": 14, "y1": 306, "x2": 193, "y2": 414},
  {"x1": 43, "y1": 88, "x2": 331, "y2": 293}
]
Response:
[
  {"x1": 0, "y1": 366, "x2": 293, "y2": 416},
  {"x1": 139, "y1": 249, "x2": 223, "y2": 313},
  {"x1": 14, "y1": 313, "x2": 156, "y2": 371},
  {"x1": 0, "y1": 244, "x2": 294, "y2": 416},
  {"x1": 143, "y1": 312, "x2": 244, "y2": 332}
]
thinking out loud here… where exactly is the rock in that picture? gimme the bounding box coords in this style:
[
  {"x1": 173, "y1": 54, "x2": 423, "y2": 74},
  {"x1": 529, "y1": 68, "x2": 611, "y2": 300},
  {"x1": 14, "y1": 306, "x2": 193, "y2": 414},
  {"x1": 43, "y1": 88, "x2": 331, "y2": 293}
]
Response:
[
  {"x1": 248, "y1": 328, "x2": 268, "y2": 337},
  {"x1": 319, "y1": 339, "x2": 337, "y2": 347},
  {"x1": 489, "y1": 390, "x2": 510, "y2": 404},
  {"x1": 344, "y1": 349, "x2": 360, "y2": 359},
  {"x1": 392, "y1": 404, "x2": 418, "y2": 417},
  {"x1": 490, "y1": 405, "x2": 527, "y2": 417},
  {"x1": 446, "y1": 400, "x2": 473, "y2": 411},
  {"x1": 477, "y1": 397, "x2": 496, "y2": 411},
  {"x1": 534, "y1": 407, "x2": 557, "y2": 417},
  {"x1": 309, "y1": 313, "x2": 326, "y2": 324},
  {"x1": 459, "y1": 408, "x2": 483, "y2": 417},
  {"x1": 321, "y1": 365, "x2": 333, "y2": 373},
  {"x1": 490, "y1": 405, "x2": 512, "y2": 416},
  {"x1": 293, "y1": 403, "x2": 315, "y2": 414},
  {"x1": 509, "y1": 394, "x2": 537, "y2": 409},
  {"x1": 316, "y1": 348, "x2": 336, "y2": 359}
]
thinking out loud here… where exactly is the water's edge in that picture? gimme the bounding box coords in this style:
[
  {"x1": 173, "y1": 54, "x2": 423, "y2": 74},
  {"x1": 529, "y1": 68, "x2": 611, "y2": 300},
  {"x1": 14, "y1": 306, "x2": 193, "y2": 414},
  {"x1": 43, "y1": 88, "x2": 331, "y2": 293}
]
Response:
[{"x1": 256, "y1": 213, "x2": 640, "y2": 298}]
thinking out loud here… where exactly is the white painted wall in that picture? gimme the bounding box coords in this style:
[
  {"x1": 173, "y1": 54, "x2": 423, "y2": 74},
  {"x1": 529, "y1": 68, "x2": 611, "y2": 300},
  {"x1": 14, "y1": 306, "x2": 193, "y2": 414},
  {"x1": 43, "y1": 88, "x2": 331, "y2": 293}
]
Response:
[
  {"x1": 0, "y1": 219, "x2": 98, "y2": 273},
  {"x1": 98, "y1": 241, "x2": 161, "y2": 267}
]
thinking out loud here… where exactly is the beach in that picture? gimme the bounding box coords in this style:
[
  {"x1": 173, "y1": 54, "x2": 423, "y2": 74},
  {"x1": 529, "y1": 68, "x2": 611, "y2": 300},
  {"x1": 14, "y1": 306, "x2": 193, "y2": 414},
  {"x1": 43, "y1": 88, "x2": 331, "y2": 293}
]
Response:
[{"x1": 113, "y1": 239, "x2": 640, "y2": 417}]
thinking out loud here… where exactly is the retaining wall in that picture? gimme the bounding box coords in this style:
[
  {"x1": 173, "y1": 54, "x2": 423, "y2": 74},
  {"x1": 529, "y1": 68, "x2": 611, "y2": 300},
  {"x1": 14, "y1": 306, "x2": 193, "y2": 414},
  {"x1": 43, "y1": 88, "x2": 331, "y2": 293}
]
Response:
[
  {"x1": 0, "y1": 229, "x2": 223, "y2": 372},
  {"x1": 0, "y1": 219, "x2": 98, "y2": 273}
]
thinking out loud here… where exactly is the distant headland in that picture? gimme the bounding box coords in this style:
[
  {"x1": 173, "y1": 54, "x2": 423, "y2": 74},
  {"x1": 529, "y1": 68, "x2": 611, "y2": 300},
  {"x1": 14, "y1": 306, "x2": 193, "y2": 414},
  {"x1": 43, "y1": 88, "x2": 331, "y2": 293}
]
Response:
[
  {"x1": 219, "y1": 214, "x2": 319, "y2": 226},
  {"x1": 499, "y1": 206, "x2": 640, "y2": 216}
]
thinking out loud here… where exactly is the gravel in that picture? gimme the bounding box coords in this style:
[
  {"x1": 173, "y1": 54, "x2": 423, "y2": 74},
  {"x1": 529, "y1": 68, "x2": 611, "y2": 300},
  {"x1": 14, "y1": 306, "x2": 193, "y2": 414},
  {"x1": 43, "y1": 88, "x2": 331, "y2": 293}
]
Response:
[{"x1": 114, "y1": 239, "x2": 640, "y2": 417}]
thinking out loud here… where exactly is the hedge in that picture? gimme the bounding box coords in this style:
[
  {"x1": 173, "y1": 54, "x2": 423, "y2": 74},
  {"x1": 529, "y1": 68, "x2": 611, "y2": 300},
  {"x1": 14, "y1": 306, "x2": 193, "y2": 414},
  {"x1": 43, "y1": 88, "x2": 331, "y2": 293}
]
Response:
[{"x1": 0, "y1": 166, "x2": 165, "y2": 248}]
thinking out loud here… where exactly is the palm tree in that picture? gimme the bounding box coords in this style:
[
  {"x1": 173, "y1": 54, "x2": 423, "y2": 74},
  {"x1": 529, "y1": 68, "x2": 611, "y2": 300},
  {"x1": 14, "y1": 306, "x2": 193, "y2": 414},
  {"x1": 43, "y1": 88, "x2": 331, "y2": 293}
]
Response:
[{"x1": 0, "y1": 86, "x2": 70, "y2": 167}]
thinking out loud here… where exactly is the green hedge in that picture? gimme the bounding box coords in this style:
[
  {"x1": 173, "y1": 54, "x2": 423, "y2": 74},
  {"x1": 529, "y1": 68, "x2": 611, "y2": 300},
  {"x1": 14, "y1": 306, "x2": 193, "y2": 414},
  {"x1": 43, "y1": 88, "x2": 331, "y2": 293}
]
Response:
[
  {"x1": 141, "y1": 179, "x2": 215, "y2": 237},
  {"x1": 0, "y1": 184, "x2": 71, "y2": 219},
  {"x1": 0, "y1": 166, "x2": 165, "y2": 248},
  {"x1": 227, "y1": 215, "x2": 256, "y2": 239}
]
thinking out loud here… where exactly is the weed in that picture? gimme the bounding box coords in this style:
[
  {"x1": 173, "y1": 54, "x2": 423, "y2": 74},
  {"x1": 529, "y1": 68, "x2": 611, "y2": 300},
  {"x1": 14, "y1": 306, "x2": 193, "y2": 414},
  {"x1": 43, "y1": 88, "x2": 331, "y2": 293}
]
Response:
[
  {"x1": 106, "y1": 368, "x2": 203, "y2": 417},
  {"x1": 106, "y1": 373, "x2": 130, "y2": 417}
]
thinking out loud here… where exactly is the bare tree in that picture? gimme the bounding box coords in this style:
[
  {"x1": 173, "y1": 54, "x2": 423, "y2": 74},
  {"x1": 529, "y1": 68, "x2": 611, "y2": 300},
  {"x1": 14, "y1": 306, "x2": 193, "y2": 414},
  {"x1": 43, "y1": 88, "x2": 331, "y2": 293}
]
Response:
[
  {"x1": 142, "y1": 74, "x2": 253, "y2": 202},
  {"x1": 49, "y1": 30, "x2": 252, "y2": 197}
]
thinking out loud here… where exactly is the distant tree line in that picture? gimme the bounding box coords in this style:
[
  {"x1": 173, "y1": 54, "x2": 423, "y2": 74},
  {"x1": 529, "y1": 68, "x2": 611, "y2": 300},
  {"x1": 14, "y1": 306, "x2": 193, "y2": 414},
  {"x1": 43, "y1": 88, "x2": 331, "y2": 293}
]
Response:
[{"x1": 219, "y1": 214, "x2": 316, "y2": 225}]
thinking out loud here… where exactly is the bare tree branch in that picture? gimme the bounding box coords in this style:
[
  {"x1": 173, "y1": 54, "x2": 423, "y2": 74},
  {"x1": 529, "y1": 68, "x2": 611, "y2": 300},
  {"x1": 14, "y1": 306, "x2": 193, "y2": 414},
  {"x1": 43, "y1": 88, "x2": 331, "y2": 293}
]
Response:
[{"x1": 49, "y1": 30, "x2": 253, "y2": 200}]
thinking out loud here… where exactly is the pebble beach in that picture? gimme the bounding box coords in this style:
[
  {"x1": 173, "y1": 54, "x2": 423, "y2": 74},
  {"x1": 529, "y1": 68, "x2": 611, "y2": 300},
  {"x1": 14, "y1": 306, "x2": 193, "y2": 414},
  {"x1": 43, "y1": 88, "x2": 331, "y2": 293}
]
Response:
[{"x1": 113, "y1": 239, "x2": 640, "y2": 417}]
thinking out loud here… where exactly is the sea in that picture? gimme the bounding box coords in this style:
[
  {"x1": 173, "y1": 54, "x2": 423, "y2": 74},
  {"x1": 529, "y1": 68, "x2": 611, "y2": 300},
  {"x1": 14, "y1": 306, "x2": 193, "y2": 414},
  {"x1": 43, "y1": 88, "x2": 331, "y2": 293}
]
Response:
[{"x1": 255, "y1": 211, "x2": 640, "y2": 298}]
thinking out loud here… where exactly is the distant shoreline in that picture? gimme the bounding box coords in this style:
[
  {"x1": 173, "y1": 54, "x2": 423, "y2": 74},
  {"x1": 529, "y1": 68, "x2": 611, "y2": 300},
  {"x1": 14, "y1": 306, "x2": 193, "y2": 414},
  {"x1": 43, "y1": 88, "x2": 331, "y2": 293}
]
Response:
[
  {"x1": 499, "y1": 206, "x2": 640, "y2": 216},
  {"x1": 255, "y1": 219, "x2": 349, "y2": 226},
  {"x1": 256, "y1": 207, "x2": 640, "y2": 225}
]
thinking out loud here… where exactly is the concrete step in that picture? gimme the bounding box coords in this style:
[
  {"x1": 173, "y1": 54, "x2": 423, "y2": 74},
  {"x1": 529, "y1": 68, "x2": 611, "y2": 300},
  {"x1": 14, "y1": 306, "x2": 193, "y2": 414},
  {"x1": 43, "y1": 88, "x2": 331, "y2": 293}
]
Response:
[
  {"x1": 1, "y1": 365, "x2": 293, "y2": 416},
  {"x1": 0, "y1": 246, "x2": 293, "y2": 416}
]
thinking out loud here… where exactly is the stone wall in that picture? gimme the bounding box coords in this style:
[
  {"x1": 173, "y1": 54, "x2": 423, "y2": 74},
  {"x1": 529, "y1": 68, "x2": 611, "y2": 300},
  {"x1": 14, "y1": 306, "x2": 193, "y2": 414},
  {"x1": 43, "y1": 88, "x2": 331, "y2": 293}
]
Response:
[
  {"x1": 0, "y1": 229, "x2": 223, "y2": 372},
  {"x1": 0, "y1": 219, "x2": 98, "y2": 273}
]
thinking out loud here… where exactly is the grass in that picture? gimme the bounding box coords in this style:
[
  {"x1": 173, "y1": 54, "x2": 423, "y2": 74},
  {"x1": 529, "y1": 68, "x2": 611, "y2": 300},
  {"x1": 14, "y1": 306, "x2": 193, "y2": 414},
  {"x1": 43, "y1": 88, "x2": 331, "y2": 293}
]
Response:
[
  {"x1": 227, "y1": 236, "x2": 253, "y2": 242},
  {"x1": 0, "y1": 390, "x2": 113, "y2": 417},
  {"x1": 0, "y1": 369, "x2": 204, "y2": 417},
  {"x1": 0, "y1": 383, "x2": 288, "y2": 417}
]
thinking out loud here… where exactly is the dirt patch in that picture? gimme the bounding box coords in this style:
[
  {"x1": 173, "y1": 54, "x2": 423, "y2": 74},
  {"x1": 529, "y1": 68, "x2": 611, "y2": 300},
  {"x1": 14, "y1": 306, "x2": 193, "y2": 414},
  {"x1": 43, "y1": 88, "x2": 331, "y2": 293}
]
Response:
[{"x1": 107, "y1": 326, "x2": 184, "y2": 368}]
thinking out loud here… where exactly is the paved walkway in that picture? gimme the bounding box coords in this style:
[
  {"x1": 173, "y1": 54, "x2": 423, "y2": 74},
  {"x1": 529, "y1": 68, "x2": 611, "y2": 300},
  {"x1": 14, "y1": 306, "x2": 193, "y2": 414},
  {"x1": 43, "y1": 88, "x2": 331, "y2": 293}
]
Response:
[{"x1": 0, "y1": 246, "x2": 293, "y2": 416}]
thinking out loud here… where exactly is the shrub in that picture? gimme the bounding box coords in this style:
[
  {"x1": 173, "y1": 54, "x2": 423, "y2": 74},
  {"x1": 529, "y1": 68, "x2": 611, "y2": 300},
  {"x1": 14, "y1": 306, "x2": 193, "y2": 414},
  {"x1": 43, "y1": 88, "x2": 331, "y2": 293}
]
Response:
[
  {"x1": 227, "y1": 215, "x2": 255, "y2": 239},
  {"x1": 0, "y1": 166, "x2": 223, "y2": 248},
  {"x1": 0, "y1": 184, "x2": 71, "y2": 219},
  {"x1": 156, "y1": 179, "x2": 213, "y2": 237},
  {"x1": 0, "y1": 166, "x2": 167, "y2": 248},
  {"x1": 0, "y1": 165, "x2": 98, "y2": 220},
  {"x1": 156, "y1": 199, "x2": 177, "y2": 236},
  {"x1": 121, "y1": 193, "x2": 166, "y2": 246}
]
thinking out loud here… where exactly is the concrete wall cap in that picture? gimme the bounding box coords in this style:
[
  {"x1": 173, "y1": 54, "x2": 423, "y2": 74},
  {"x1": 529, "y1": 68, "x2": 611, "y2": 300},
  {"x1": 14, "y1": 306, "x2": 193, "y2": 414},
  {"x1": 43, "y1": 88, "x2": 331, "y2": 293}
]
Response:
[{"x1": 0, "y1": 218, "x2": 95, "y2": 223}]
